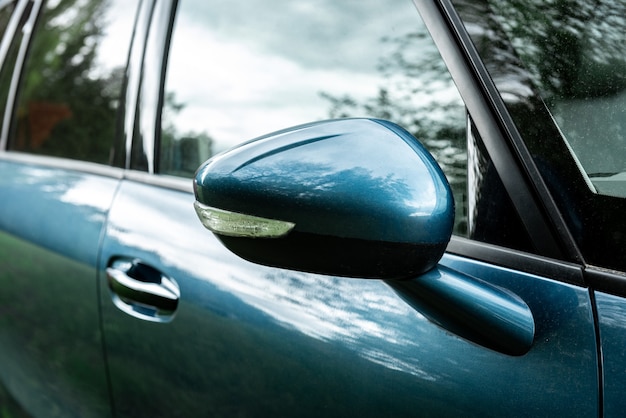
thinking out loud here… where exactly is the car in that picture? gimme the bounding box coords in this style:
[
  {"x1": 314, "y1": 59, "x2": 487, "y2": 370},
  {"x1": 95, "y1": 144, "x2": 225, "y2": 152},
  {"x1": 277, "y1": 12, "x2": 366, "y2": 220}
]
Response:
[{"x1": 1, "y1": 0, "x2": 626, "y2": 416}]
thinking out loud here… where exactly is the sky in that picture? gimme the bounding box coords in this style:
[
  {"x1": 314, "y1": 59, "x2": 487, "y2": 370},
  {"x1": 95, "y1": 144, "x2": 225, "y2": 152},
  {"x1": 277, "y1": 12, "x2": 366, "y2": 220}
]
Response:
[
  {"x1": 161, "y1": 0, "x2": 430, "y2": 153},
  {"x1": 92, "y1": 0, "x2": 448, "y2": 156}
]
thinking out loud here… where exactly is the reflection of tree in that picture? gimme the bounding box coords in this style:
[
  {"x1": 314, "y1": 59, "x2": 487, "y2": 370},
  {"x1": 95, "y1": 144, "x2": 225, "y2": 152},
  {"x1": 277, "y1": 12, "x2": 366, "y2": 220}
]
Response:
[
  {"x1": 159, "y1": 91, "x2": 214, "y2": 176},
  {"x1": 12, "y1": 0, "x2": 123, "y2": 164},
  {"x1": 321, "y1": 32, "x2": 465, "y2": 185},
  {"x1": 456, "y1": 0, "x2": 626, "y2": 103},
  {"x1": 320, "y1": 31, "x2": 467, "y2": 233},
  {"x1": 240, "y1": 159, "x2": 413, "y2": 214},
  {"x1": 452, "y1": 0, "x2": 626, "y2": 269},
  {"x1": 226, "y1": 150, "x2": 445, "y2": 243},
  {"x1": 455, "y1": 0, "x2": 626, "y2": 176}
]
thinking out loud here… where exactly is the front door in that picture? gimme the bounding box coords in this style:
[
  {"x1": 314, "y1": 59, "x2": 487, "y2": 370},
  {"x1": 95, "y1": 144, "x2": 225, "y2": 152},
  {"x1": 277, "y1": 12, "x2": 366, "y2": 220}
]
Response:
[{"x1": 98, "y1": 1, "x2": 602, "y2": 416}]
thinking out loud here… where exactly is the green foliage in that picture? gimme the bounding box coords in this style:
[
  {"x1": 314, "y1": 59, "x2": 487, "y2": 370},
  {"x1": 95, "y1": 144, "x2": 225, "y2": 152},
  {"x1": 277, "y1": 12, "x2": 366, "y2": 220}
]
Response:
[
  {"x1": 320, "y1": 29, "x2": 466, "y2": 181},
  {"x1": 12, "y1": 0, "x2": 122, "y2": 164},
  {"x1": 159, "y1": 91, "x2": 214, "y2": 176},
  {"x1": 320, "y1": 29, "x2": 467, "y2": 233},
  {"x1": 0, "y1": 382, "x2": 30, "y2": 418},
  {"x1": 456, "y1": 0, "x2": 626, "y2": 101},
  {"x1": 0, "y1": 231, "x2": 110, "y2": 416}
]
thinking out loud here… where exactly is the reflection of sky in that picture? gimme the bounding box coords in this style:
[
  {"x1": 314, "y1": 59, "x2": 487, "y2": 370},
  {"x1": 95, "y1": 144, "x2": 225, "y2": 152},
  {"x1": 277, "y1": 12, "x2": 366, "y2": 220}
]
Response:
[
  {"x1": 14, "y1": 165, "x2": 116, "y2": 214},
  {"x1": 95, "y1": 0, "x2": 139, "y2": 77},
  {"x1": 596, "y1": 292, "x2": 626, "y2": 330},
  {"x1": 0, "y1": 161, "x2": 120, "y2": 266},
  {"x1": 164, "y1": 0, "x2": 425, "y2": 152},
  {"x1": 201, "y1": 119, "x2": 448, "y2": 241},
  {"x1": 205, "y1": 260, "x2": 449, "y2": 381}
]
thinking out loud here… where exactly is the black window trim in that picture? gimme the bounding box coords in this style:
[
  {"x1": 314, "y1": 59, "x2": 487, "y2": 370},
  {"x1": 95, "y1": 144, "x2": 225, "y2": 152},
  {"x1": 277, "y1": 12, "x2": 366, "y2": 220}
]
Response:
[
  {"x1": 414, "y1": 0, "x2": 584, "y2": 267},
  {"x1": 126, "y1": 0, "x2": 175, "y2": 174},
  {"x1": 586, "y1": 267, "x2": 626, "y2": 299},
  {"x1": 447, "y1": 236, "x2": 584, "y2": 287}
]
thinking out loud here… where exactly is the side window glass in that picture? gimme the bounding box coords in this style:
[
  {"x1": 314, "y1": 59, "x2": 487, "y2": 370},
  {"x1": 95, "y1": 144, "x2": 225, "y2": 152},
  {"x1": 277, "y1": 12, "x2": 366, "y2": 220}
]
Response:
[
  {"x1": 482, "y1": 2, "x2": 626, "y2": 199},
  {"x1": 159, "y1": 0, "x2": 469, "y2": 235},
  {"x1": 7, "y1": 0, "x2": 138, "y2": 164},
  {"x1": 453, "y1": 0, "x2": 626, "y2": 270},
  {"x1": 160, "y1": 0, "x2": 542, "y2": 251}
]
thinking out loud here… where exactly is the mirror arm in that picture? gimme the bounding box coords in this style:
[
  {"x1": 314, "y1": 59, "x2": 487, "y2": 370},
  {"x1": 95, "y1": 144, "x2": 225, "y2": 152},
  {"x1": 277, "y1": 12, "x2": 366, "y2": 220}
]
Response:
[{"x1": 388, "y1": 265, "x2": 535, "y2": 356}]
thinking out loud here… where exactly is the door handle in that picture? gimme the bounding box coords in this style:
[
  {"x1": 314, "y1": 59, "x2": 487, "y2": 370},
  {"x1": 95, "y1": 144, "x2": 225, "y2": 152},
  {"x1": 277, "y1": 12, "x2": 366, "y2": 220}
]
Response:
[{"x1": 106, "y1": 258, "x2": 180, "y2": 323}]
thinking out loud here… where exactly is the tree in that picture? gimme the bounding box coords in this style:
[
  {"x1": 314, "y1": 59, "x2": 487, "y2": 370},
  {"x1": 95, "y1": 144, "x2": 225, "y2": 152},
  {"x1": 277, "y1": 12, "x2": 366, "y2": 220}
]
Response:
[
  {"x1": 12, "y1": 0, "x2": 124, "y2": 164},
  {"x1": 321, "y1": 31, "x2": 465, "y2": 177},
  {"x1": 320, "y1": 29, "x2": 468, "y2": 233},
  {"x1": 159, "y1": 91, "x2": 214, "y2": 176}
]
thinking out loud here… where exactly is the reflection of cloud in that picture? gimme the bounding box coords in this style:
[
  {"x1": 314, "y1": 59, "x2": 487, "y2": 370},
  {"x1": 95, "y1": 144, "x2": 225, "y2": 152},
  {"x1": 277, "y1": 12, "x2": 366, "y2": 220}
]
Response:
[
  {"x1": 166, "y1": 23, "x2": 380, "y2": 151},
  {"x1": 105, "y1": 181, "x2": 604, "y2": 412},
  {"x1": 361, "y1": 349, "x2": 437, "y2": 381},
  {"x1": 95, "y1": 0, "x2": 139, "y2": 76},
  {"x1": 597, "y1": 292, "x2": 626, "y2": 330},
  {"x1": 165, "y1": 0, "x2": 426, "y2": 152},
  {"x1": 207, "y1": 266, "x2": 441, "y2": 380},
  {"x1": 180, "y1": 0, "x2": 419, "y2": 71},
  {"x1": 17, "y1": 165, "x2": 114, "y2": 213},
  {"x1": 59, "y1": 176, "x2": 118, "y2": 213}
]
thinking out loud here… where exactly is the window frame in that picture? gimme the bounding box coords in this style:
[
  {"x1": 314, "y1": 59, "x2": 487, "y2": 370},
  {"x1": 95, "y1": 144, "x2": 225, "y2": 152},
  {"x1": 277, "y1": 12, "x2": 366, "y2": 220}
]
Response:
[
  {"x1": 415, "y1": 1, "x2": 583, "y2": 265},
  {"x1": 438, "y1": 0, "x2": 626, "y2": 287},
  {"x1": 1, "y1": 0, "x2": 143, "y2": 167}
]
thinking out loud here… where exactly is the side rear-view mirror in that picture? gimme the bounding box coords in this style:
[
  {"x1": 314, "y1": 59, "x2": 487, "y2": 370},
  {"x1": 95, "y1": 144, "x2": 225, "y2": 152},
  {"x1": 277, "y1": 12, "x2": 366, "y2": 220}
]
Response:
[
  {"x1": 193, "y1": 118, "x2": 535, "y2": 356},
  {"x1": 193, "y1": 118, "x2": 454, "y2": 279}
]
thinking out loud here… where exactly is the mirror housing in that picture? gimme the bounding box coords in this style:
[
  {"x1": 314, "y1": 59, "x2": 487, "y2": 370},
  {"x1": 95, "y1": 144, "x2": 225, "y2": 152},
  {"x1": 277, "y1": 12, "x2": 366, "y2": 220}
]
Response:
[{"x1": 194, "y1": 119, "x2": 454, "y2": 279}]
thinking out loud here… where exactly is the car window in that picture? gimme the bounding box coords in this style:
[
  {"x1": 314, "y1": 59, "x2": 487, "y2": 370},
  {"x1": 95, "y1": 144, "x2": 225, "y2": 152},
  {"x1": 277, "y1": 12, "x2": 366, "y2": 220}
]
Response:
[
  {"x1": 453, "y1": 0, "x2": 626, "y2": 271},
  {"x1": 5, "y1": 0, "x2": 138, "y2": 164},
  {"x1": 159, "y1": 0, "x2": 469, "y2": 236},
  {"x1": 482, "y1": 2, "x2": 626, "y2": 199},
  {"x1": 159, "y1": 0, "x2": 539, "y2": 251}
]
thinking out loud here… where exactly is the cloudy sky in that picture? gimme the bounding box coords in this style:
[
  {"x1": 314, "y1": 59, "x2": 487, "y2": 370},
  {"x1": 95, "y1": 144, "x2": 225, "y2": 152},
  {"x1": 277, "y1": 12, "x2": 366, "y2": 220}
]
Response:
[{"x1": 162, "y1": 0, "x2": 430, "y2": 153}]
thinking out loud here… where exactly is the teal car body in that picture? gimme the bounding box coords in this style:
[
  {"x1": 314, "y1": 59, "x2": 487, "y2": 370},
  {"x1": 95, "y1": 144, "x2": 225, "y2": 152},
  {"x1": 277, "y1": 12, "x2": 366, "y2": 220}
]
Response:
[{"x1": 0, "y1": 0, "x2": 625, "y2": 416}]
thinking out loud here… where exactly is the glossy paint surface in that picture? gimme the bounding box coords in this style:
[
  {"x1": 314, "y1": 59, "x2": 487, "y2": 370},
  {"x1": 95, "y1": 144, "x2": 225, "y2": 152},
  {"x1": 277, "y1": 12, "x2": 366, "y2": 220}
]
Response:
[
  {"x1": 390, "y1": 265, "x2": 534, "y2": 356},
  {"x1": 0, "y1": 158, "x2": 116, "y2": 417},
  {"x1": 195, "y1": 119, "x2": 454, "y2": 245},
  {"x1": 594, "y1": 291, "x2": 626, "y2": 417},
  {"x1": 100, "y1": 179, "x2": 598, "y2": 417},
  {"x1": 194, "y1": 119, "x2": 454, "y2": 279}
]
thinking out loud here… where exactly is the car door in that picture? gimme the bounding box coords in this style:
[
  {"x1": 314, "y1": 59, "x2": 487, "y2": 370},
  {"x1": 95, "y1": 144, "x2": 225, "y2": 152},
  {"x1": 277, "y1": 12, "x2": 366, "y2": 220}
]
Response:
[
  {"x1": 0, "y1": 0, "x2": 138, "y2": 416},
  {"x1": 97, "y1": 1, "x2": 604, "y2": 416}
]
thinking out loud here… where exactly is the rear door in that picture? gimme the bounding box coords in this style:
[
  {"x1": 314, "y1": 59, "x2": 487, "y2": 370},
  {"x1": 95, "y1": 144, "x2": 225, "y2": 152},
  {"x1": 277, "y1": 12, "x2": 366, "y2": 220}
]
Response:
[
  {"x1": 0, "y1": 0, "x2": 138, "y2": 415},
  {"x1": 98, "y1": 1, "x2": 601, "y2": 416}
]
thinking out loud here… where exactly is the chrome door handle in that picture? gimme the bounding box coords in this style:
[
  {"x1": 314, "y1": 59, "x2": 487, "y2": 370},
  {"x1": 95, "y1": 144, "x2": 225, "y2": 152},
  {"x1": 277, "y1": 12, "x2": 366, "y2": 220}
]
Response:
[{"x1": 106, "y1": 258, "x2": 180, "y2": 323}]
